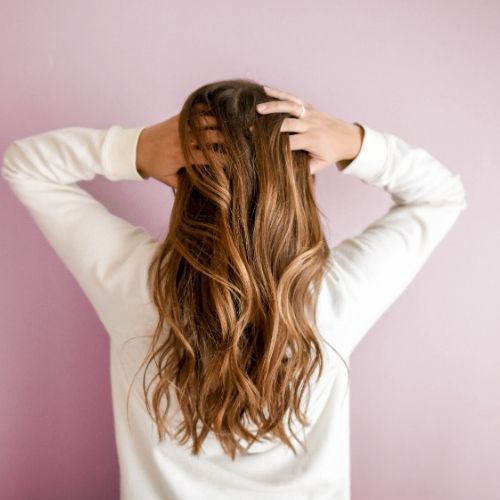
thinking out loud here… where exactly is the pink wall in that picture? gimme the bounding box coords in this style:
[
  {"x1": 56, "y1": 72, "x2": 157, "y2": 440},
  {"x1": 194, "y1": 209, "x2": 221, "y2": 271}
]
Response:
[{"x1": 1, "y1": 1, "x2": 497, "y2": 498}]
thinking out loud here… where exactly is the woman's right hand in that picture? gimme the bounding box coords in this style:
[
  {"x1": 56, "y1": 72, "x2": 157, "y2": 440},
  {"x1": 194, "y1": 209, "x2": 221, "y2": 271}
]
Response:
[{"x1": 256, "y1": 85, "x2": 364, "y2": 174}]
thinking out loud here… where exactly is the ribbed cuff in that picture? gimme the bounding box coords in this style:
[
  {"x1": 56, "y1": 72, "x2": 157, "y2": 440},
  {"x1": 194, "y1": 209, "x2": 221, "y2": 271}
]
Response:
[
  {"x1": 102, "y1": 125, "x2": 146, "y2": 181},
  {"x1": 339, "y1": 123, "x2": 389, "y2": 184}
]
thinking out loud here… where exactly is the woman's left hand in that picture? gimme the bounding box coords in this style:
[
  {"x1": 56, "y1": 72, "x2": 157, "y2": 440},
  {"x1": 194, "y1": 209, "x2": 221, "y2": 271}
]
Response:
[{"x1": 136, "y1": 113, "x2": 223, "y2": 188}]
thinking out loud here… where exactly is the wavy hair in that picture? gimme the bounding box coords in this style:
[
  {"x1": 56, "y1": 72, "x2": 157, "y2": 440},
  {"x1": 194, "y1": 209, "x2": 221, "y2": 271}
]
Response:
[{"x1": 129, "y1": 78, "x2": 347, "y2": 460}]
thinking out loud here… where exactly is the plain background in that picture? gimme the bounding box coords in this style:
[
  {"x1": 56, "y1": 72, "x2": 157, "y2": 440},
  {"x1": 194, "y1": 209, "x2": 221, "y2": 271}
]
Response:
[{"x1": 1, "y1": 1, "x2": 498, "y2": 499}]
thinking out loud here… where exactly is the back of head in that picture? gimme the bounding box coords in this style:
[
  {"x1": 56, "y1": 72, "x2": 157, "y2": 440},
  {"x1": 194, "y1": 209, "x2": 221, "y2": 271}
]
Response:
[{"x1": 139, "y1": 78, "x2": 335, "y2": 460}]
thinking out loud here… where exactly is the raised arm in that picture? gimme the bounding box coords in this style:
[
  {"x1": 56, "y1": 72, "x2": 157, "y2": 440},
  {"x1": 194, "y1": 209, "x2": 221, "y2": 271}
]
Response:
[
  {"x1": 324, "y1": 124, "x2": 468, "y2": 358},
  {"x1": 1, "y1": 125, "x2": 160, "y2": 342}
]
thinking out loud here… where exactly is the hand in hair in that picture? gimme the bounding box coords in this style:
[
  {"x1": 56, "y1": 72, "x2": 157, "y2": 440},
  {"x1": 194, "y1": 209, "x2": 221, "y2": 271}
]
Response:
[
  {"x1": 136, "y1": 113, "x2": 224, "y2": 188},
  {"x1": 256, "y1": 86, "x2": 364, "y2": 174}
]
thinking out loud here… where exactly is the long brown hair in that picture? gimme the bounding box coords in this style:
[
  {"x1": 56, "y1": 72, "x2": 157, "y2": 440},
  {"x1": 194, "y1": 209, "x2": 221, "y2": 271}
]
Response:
[{"x1": 131, "y1": 79, "x2": 347, "y2": 460}]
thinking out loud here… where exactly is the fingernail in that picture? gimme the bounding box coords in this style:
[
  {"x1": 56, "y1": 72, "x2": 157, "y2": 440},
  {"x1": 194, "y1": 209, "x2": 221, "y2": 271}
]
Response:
[{"x1": 257, "y1": 104, "x2": 267, "y2": 112}]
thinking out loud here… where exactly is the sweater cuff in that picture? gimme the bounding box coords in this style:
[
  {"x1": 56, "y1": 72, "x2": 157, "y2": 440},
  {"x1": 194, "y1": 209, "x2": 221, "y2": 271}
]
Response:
[
  {"x1": 102, "y1": 125, "x2": 146, "y2": 181},
  {"x1": 339, "y1": 123, "x2": 389, "y2": 183}
]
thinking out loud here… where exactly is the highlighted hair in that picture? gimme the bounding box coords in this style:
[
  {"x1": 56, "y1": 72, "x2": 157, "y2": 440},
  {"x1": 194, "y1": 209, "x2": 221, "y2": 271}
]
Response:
[{"x1": 131, "y1": 78, "x2": 348, "y2": 460}]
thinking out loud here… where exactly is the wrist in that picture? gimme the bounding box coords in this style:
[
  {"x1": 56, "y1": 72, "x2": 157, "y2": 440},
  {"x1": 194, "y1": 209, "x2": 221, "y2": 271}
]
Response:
[
  {"x1": 135, "y1": 127, "x2": 151, "y2": 179},
  {"x1": 336, "y1": 123, "x2": 365, "y2": 171},
  {"x1": 344, "y1": 123, "x2": 364, "y2": 161}
]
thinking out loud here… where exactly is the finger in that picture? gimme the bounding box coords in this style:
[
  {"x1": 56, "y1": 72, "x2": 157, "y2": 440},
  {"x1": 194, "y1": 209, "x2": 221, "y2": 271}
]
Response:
[
  {"x1": 257, "y1": 100, "x2": 306, "y2": 119},
  {"x1": 199, "y1": 128, "x2": 226, "y2": 144},
  {"x1": 189, "y1": 115, "x2": 225, "y2": 144},
  {"x1": 191, "y1": 114, "x2": 220, "y2": 129},
  {"x1": 263, "y1": 85, "x2": 303, "y2": 105},
  {"x1": 162, "y1": 173, "x2": 180, "y2": 188},
  {"x1": 190, "y1": 147, "x2": 227, "y2": 165},
  {"x1": 289, "y1": 133, "x2": 311, "y2": 152},
  {"x1": 210, "y1": 129, "x2": 225, "y2": 143},
  {"x1": 280, "y1": 117, "x2": 308, "y2": 133},
  {"x1": 308, "y1": 158, "x2": 320, "y2": 175},
  {"x1": 188, "y1": 128, "x2": 225, "y2": 145}
]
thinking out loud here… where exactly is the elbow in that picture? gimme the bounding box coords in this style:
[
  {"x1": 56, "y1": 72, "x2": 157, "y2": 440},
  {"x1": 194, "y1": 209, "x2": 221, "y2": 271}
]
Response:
[
  {"x1": 454, "y1": 173, "x2": 468, "y2": 211},
  {"x1": 1, "y1": 140, "x2": 24, "y2": 183},
  {"x1": 435, "y1": 172, "x2": 468, "y2": 212}
]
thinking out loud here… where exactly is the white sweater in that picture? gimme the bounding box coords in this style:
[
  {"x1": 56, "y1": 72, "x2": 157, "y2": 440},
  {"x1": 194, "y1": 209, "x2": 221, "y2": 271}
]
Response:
[{"x1": 1, "y1": 123, "x2": 467, "y2": 500}]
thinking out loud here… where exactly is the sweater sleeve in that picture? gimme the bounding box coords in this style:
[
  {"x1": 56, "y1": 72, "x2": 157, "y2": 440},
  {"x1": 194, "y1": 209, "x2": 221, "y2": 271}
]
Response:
[
  {"x1": 1, "y1": 126, "x2": 161, "y2": 342},
  {"x1": 324, "y1": 123, "x2": 468, "y2": 359}
]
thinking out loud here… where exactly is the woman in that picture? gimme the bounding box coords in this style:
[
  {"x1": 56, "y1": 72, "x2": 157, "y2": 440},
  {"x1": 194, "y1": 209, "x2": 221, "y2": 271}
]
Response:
[{"x1": 1, "y1": 79, "x2": 467, "y2": 499}]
